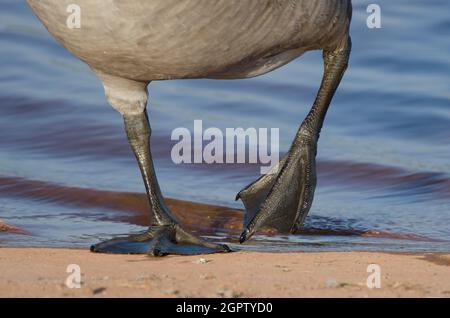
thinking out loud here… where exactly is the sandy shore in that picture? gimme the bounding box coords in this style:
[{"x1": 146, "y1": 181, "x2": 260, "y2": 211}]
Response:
[{"x1": 0, "y1": 248, "x2": 449, "y2": 297}]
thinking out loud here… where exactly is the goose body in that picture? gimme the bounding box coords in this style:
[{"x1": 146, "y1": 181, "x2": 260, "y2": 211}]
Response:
[{"x1": 28, "y1": 0, "x2": 351, "y2": 80}]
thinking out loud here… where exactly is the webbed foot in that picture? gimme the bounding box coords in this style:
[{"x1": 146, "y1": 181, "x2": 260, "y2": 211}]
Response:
[
  {"x1": 91, "y1": 224, "x2": 231, "y2": 256},
  {"x1": 237, "y1": 131, "x2": 317, "y2": 243}
]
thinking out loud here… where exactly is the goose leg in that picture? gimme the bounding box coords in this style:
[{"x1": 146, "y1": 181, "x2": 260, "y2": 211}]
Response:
[
  {"x1": 91, "y1": 110, "x2": 231, "y2": 256},
  {"x1": 238, "y1": 36, "x2": 352, "y2": 243}
]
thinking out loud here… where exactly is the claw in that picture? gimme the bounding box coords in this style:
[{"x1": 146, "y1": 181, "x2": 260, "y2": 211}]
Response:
[
  {"x1": 150, "y1": 248, "x2": 164, "y2": 257},
  {"x1": 239, "y1": 229, "x2": 251, "y2": 244}
]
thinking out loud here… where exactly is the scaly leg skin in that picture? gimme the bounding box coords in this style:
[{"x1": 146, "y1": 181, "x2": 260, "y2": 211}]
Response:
[
  {"x1": 238, "y1": 36, "x2": 352, "y2": 243},
  {"x1": 91, "y1": 111, "x2": 231, "y2": 256}
]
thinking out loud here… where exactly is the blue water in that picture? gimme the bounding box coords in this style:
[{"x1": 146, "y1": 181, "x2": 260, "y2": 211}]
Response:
[{"x1": 0, "y1": 0, "x2": 449, "y2": 252}]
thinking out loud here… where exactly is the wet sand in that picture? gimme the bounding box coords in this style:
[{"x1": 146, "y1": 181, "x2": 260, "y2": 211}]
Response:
[
  {"x1": 1, "y1": 248, "x2": 449, "y2": 298},
  {"x1": 0, "y1": 220, "x2": 28, "y2": 235},
  {"x1": 0, "y1": 179, "x2": 436, "y2": 245}
]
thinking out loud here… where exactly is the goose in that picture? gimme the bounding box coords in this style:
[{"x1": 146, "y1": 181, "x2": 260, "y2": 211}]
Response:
[{"x1": 27, "y1": 0, "x2": 352, "y2": 256}]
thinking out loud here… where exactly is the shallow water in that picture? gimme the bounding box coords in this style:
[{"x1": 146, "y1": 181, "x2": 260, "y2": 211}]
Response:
[{"x1": 0, "y1": 0, "x2": 449, "y2": 252}]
